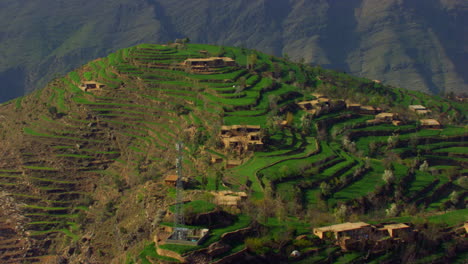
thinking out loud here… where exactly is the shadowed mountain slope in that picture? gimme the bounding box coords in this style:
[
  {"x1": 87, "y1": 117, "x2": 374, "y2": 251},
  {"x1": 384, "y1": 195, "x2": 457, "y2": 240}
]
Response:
[{"x1": 0, "y1": 0, "x2": 467, "y2": 102}]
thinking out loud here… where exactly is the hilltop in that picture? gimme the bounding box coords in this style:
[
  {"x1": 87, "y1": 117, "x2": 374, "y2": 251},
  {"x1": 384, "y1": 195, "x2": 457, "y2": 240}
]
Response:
[
  {"x1": 0, "y1": 43, "x2": 467, "y2": 263},
  {"x1": 1, "y1": 0, "x2": 467, "y2": 102}
]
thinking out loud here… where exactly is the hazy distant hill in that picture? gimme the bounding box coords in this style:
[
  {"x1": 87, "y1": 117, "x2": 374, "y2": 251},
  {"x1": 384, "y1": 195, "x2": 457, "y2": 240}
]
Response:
[{"x1": 0, "y1": 0, "x2": 467, "y2": 101}]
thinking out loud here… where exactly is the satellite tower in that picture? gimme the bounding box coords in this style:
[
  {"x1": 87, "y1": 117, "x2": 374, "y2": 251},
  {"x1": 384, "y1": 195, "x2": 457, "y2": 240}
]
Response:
[{"x1": 173, "y1": 142, "x2": 186, "y2": 240}]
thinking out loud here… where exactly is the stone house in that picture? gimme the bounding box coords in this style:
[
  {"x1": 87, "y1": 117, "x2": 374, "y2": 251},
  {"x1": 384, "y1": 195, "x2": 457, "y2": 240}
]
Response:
[
  {"x1": 313, "y1": 222, "x2": 372, "y2": 240},
  {"x1": 409, "y1": 105, "x2": 431, "y2": 115},
  {"x1": 347, "y1": 104, "x2": 381, "y2": 115},
  {"x1": 182, "y1": 57, "x2": 236, "y2": 72},
  {"x1": 380, "y1": 223, "x2": 412, "y2": 239},
  {"x1": 164, "y1": 174, "x2": 179, "y2": 187},
  {"x1": 420, "y1": 119, "x2": 441, "y2": 129},
  {"x1": 220, "y1": 125, "x2": 263, "y2": 152},
  {"x1": 79, "y1": 81, "x2": 105, "y2": 92},
  {"x1": 366, "y1": 112, "x2": 402, "y2": 126}
]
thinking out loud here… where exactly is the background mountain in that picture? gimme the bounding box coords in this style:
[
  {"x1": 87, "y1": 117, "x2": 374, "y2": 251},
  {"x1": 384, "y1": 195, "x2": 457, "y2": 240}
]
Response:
[{"x1": 0, "y1": 0, "x2": 467, "y2": 102}]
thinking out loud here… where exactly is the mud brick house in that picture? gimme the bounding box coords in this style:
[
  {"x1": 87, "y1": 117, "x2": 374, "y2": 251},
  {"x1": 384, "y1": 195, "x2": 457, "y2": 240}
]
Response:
[
  {"x1": 211, "y1": 190, "x2": 247, "y2": 208},
  {"x1": 297, "y1": 96, "x2": 345, "y2": 116},
  {"x1": 409, "y1": 105, "x2": 431, "y2": 115},
  {"x1": 226, "y1": 159, "x2": 242, "y2": 169},
  {"x1": 313, "y1": 222, "x2": 372, "y2": 240},
  {"x1": 79, "y1": 81, "x2": 105, "y2": 92},
  {"x1": 210, "y1": 154, "x2": 223, "y2": 164},
  {"x1": 420, "y1": 119, "x2": 442, "y2": 129},
  {"x1": 380, "y1": 223, "x2": 412, "y2": 239},
  {"x1": 367, "y1": 112, "x2": 402, "y2": 125},
  {"x1": 182, "y1": 57, "x2": 236, "y2": 72},
  {"x1": 347, "y1": 104, "x2": 381, "y2": 115},
  {"x1": 220, "y1": 125, "x2": 263, "y2": 152},
  {"x1": 164, "y1": 174, "x2": 179, "y2": 187}
]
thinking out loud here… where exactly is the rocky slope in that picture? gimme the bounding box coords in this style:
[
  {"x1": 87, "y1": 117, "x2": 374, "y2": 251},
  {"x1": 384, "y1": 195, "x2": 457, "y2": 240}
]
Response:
[{"x1": 0, "y1": 0, "x2": 467, "y2": 102}]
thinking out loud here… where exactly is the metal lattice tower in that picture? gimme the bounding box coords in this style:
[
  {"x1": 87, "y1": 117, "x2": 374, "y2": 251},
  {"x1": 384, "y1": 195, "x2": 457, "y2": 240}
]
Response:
[{"x1": 173, "y1": 142, "x2": 185, "y2": 239}]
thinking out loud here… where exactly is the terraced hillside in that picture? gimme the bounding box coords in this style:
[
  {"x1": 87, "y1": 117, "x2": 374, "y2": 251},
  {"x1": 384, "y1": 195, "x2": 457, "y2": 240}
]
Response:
[{"x1": 0, "y1": 43, "x2": 466, "y2": 263}]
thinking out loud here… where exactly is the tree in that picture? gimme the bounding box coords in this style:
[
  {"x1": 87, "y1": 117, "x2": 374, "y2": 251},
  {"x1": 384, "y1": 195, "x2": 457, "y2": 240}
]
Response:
[
  {"x1": 320, "y1": 182, "x2": 331, "y2": 196},
  {"x1": 272, "y1": 62, "x2": 282, "y2": 79},
  {"x1": 419, "y1": 160, "x2": 429, "y2": 172},
  {"x1": 386, "y1": 203, "x2": 399, "y2": 217},
  {"x1": 382, "y1": 169, "x2": 395, "y2": 184},
  {"x1": 300, "y1": 114, "x2": 313, "y2": 134},
  {"x1": 247, "y1": 53, "x2": 258, "y2": 70},
  {"x1": 334, "y1": 204, "x2": 348, "y2": 223},
  {"x1": 215, "y1": 171, "x2": 223, "y2": 191},
  {"x1": 449, "y1": 191, "x2": 460, "y2": 205},
  {"x1": 285, "y1": 112, "x2": 294, "y2": 126},
  {"x1": 48, "y1": 106, "x2": 58, "y2": 118},
  {"x1": 288, "y1": 71, "x2": 296, "y2": 83},
  {"x1": 387, "y1": 133, "x2": 399, "y2": 149},
  {"x1": 268, "y1": 94, "x2": 280, "y2": 113}
]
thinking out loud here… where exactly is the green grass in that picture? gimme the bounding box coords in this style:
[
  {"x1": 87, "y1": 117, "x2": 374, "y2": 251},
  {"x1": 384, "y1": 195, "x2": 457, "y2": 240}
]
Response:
[
  {"x1": 332, "y1": 160, "x2": 385, "y2": 201},
  {"x1": 383, "y1": 209, "x2": 468, "y2": 226},
  {"x1": 23, "y1": 165, "x2": 58, "y2": 171}
]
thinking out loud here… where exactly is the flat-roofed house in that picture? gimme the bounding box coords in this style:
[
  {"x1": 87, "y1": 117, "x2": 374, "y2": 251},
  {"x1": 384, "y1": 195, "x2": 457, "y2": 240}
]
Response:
[
  {"x1": 182, "y1": 57, "x2": 236, "y2": 72},
  {"x1": 220, "y1": 125, "x2": 263, "y2": 152},
  {"x1": 409, "y1": 105, "x2": 431, "y2": 115},
  {"x1": 311, "y1": 93, "x2": 328, "y2": 99},
  {"x1": 210, "y1": 155, "x2": 223, "y2": 164},
  {"x1": 347, "y1": 104, "x2": 380, "y2": 115},
  {"x1": 347, "y1": 103, "x2": 361, "y2": 111},
  {"x1": 297, "y1": 97, "x2": 345, "y2": 116},
  {"x1": 211, "y1": 191, "x2": 248, "y2": 208},
  {"x1": 226, "y1": 159, "x2": 242, "y2": 169},
  {"x1": 420, "y1": 119, "x2": 441, "y2": 129},
  {"x1": 376, "y1": 113, "x2": 398, "y2": 121},
  {"x1": 79, "y1": 81, "x2": 105, "y2": 92},
  {"x1": 359, "y1": 105, "x2": 380, "y2": 115},
  {"x1": 164, "y1": 174, "x2": 179, "y2": 187},
  {"x1": 367, "y1": 112, "x2": 402, "y2": 125},
  {"x1": 380, "y1": 223, "x2": 412, "y2": 239},
  {"x1": 313, "y1": 222, "x2": 372, "y2": 240}
]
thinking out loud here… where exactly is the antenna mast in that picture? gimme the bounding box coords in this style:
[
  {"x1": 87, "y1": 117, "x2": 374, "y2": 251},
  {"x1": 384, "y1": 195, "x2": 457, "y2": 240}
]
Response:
[{"x1": 173, "y1": 142, "x2": 185, "y2": 239}]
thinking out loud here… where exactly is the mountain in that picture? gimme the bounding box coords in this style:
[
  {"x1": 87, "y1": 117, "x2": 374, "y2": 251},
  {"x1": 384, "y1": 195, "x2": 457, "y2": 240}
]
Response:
[
  {"x1": 0, "y1": 43, "x2": 466, "y2": 263},
  {"x1": 0, "y1": 0, "x2": 467, "y2": 102}
]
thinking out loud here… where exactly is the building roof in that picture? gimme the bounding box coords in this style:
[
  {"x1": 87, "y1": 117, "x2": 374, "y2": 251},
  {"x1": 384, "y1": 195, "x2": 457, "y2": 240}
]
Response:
[
  {"x1": 360, "y1": 106, "x2": 376, "y2": 111},
  {"x1": 227, "y1": 160, "x2": 242, "y2": 165},
  {"x1": 383, "y1": 223, "x2": 410, "y2": 230},
  {"x1": 376, "y1": 113, "x2": 396, "y2": 119},
  {"x1": 314, "y1": 222, "x2": 370, "y2": 233},
  {"x1": 221, "y1": 125, "x2": 261, "y2": 130},
  {"x1": 420, "y1": 119, "x2": 440, "y2": 126},
  {"x1": 409, "y1": 105, "x2": 427, "y2": 110},
  {"x1": 165, "y1": 174, "x2": 179, "y2": 182},
  {"x1": 184, "y1": 57, "x2": 234, "y2": 62},
  {"x1": 311, "y1": 93, "x2": 328, "y2": 99}
]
